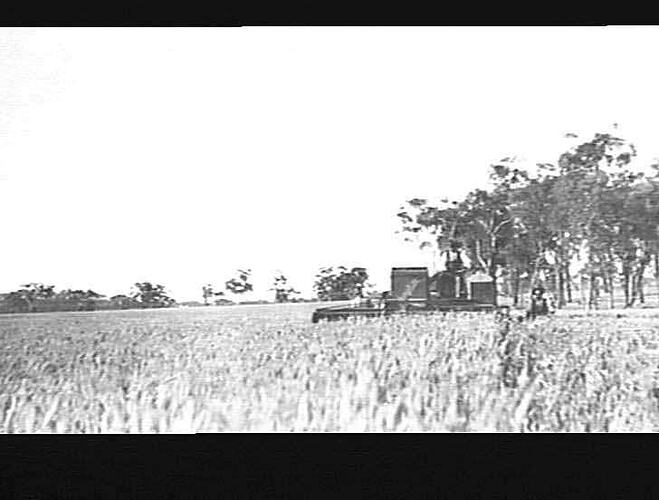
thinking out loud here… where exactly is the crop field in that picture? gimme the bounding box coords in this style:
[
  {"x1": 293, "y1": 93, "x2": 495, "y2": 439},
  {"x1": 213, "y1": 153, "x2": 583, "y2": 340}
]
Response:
[{"x1": 2, "y1": 303, "x2": 659, "y2": 432}]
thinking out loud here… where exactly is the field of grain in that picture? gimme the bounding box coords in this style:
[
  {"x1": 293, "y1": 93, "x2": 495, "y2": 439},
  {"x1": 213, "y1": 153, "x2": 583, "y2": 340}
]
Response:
[{"x1": 2, "y1": 303, "x2": 659, "y2": 432}]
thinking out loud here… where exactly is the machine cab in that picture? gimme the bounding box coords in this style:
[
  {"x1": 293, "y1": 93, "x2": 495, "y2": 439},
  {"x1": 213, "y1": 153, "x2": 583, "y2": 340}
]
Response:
[{"x1": 388, "y1": 267, "x2": 497, "y2": 308}]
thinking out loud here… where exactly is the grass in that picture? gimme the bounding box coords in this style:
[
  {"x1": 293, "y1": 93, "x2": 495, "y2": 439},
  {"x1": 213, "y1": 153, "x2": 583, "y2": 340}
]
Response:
[{"x1": 1, "y1": 303, "x2": 659, "y2": 432}]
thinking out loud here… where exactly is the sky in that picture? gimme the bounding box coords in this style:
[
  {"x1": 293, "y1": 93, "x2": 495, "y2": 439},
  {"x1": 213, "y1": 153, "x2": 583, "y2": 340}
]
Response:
[{"x1": 2, "y1": 27, "x2": 659, "y2": 301}]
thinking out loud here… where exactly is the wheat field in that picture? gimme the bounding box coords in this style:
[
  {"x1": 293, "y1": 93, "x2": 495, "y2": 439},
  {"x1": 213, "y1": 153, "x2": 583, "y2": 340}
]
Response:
[{"x1": 1, "y1": 304, "x2": 659, "y2": 432}]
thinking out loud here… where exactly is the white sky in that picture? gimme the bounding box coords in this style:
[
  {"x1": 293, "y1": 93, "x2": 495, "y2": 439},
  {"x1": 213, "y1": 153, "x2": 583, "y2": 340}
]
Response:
[{"x1": 2, "y1": 27, "x2": 659, "y2": 301}]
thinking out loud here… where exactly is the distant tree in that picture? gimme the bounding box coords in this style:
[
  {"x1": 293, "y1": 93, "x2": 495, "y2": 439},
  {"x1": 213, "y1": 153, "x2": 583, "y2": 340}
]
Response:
[
  {"x1": 202, "y1": 285, "x2": 213, "y2": 305},
  {"x1": 58, "y1": 289, "x2": 104, "y2": 311},
  {"x1": 5, "y1": 283, "x2": 56, "y2": 312},
  {"x1": 109, "y1": 294, "x2": 137, "y2": 310},
  {"x1": 131, "y1": 282, "x2": 176, "y2": 308},
  {"x1": 313, "y1": 266, "x2": 370, "y2": 301},
  {"x1": 214, "y1": 297, "x2": 234, "y2": 306},
  {"x1": 270, "y1": 273, "x2": 300, "y2": 303},
  {"x1": 201, "y1": 284, "x2": 224, "y2": 305},
  {"x1": 225, "y1": 269, "x2": 253, "y2": 296}
]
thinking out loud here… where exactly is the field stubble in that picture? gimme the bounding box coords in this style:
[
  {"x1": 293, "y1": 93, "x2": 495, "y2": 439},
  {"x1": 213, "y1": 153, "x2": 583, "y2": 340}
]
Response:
[{"x1": 1, "y1": 304, "x2": 659, "y2": 432}]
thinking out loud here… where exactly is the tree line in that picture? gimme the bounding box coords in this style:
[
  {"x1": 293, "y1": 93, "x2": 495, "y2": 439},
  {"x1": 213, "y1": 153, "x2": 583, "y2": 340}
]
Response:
[
  {"x1": 0, "y1": 267, "x2": 373, "y2": 314},
  {"x1": 0, "y1": 282, "x2": 176, "y2": 314},
  {"x1": 397, "y1": 129, "x2": 659, "y2": 309},
  {"x1": 199, "y1": 266, "x2": 372, "y2": 305}
]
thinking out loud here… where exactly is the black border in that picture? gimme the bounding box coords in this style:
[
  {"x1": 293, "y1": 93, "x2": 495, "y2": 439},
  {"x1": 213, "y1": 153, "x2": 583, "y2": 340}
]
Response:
[
  {"x1": 1, "y1": 2, "x2": 657, "y2": 26},
  {"x1": 1, "y1": 435, "x2": 657, "y2": 497},
  {"x1": 2, "y1": 7, "x2": 659, "y2": 499}
]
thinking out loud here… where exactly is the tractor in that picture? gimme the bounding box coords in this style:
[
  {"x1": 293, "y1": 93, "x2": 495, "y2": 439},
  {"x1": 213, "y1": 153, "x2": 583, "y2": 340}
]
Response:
[{"x1": 311, "y1": 266, "x2": 510, "y2": 323}]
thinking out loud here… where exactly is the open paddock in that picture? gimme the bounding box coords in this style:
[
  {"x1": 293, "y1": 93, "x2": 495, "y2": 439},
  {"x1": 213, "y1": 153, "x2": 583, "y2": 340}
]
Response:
[{"x1": 1, "y1": 303, "x2": 659, "y2": 432}]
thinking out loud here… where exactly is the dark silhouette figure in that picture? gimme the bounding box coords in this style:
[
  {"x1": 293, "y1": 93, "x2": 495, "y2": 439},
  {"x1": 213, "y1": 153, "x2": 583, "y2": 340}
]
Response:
[
  {"x1": 527, "y1": 285, "x2": 549, "y2": 319},
  {"x1": 442, "y1": 240, "x2": 469, "y2": 298},
  {"x1": 379, "y1": 291, "x2": 390, "y2": 309}
]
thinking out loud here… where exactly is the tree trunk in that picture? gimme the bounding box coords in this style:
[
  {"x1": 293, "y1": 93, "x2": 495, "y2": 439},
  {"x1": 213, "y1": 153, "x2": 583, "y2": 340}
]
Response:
[
  {"x1": 606, "y1": 272, "x2": 614, "y2": 309},
  {"x1": 474, "y1": 239, "x2": 488, "y2": 272},
  {"x1": 564, "y1": 263, "x2": 572, "y2": 303},
  {"x1": 602, "y1": 272, "x2": 609, "y2": 294},
  {"x1": 556, "y1": 263, "x2": 565, "y2": 308},
  {"x1": 635, "y1": 262, "x2": 647, "y2": 305},
  {"x1": 630, "y1": 262, "x2": 638, "y2": 306},
  {"x1": 530, "y1": 246, "x2": 543, "y2": 284},
  {"x1": 512, "y1": 267, "x2": 520, "y2": 307},
  {"x1": 602, "y1": 271, "x2": 611, "y2": 308},
  {"x1": 492, "y1": 276, "x2": 498, "y2": 306},
  {"x1": 622, "y1": 266, "x2": 631, "y2": 308},
  {"x1": 588, "y1": 273, "x2": 599, "y2": 310}
]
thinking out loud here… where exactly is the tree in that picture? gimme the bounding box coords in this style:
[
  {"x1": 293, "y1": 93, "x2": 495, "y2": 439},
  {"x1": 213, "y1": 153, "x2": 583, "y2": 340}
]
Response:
[
  {"x1": 270, "y1": 273, "x2": 300, "y2": 303},
  {"x1": 313, "y1": 266, "x2": 370, "y2": 301},
  {"x1": 551, "y1": 131, "x2": 638, "y2": 308},
  {"x1": 504, "y1": 163, "x2": 563, "y2": 306},
  {"x1": 131, "y1": 282, "x2": 176, "y2": 308},
  {"x1": 58, "y1": 289, "x2": 104, "y2": 311},
  {"x1": 5, "y1": 283, "x2": 56, "y2": 312},
  {"x1": 225, "y1": 269, "x2": 253, "y2": 296},
  {"x1": 110, "y1": 294, "x2": 137, "y2": 310},
  {"x1": 613, "y1": 177, "x2": 659, "y2": 307},
  {"x1": 202, "y1": 284, "x2": 224, "y2": 305}
]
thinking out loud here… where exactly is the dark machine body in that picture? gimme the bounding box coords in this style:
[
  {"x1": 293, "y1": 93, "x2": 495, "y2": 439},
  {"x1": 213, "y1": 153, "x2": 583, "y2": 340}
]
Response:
[{"x1": 311, "y1": 266, "x2": 510, "y2": 323}]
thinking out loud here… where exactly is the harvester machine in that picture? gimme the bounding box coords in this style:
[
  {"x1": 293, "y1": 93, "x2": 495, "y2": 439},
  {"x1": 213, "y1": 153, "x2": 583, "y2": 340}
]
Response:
[{"x1": 311, "y1": 267, "x2": 509, "y2": 323}]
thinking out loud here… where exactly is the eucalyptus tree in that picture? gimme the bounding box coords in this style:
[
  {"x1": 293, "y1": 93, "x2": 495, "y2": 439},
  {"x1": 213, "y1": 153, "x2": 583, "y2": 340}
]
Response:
[
  {"x1": 131, "y1": 282, "x2": 176, "y2": 308},
  {"x1": 313, "y1": 266, "x2": 370, "y2": 301},
  {"x1": 225, "y1": 269, "x2": 253, "y2": 298},
  {"x1": 270, "y1": 273, "x2": 300, "y2": 303}
]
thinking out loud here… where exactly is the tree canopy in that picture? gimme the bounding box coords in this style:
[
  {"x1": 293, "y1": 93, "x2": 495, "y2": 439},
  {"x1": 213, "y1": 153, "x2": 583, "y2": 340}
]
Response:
[
  {"x1": 131, "y1": 282, "x2": 176, "y2": 308},
  {"x1": 271, "y1": 273, "x2": 300, "y2": 303},
  {"x1": 225, "y1": 269, "x2": 253, "y2": 295},
  {"x1": 313, "y1": 266, "x2": 370, "y2": 301}
]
